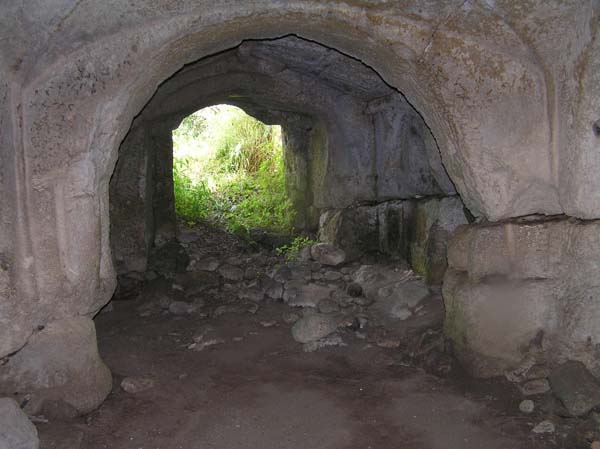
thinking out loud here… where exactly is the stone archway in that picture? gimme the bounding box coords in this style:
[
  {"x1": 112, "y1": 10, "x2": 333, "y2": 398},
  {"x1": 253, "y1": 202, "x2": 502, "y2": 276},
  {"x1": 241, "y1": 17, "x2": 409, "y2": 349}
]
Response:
[
  {"x1": 1, "y1": 0, "x2": 599, "y2": 414},
  {"x1": 109, "y1": 35, "x2": 459, "y2": 276}
]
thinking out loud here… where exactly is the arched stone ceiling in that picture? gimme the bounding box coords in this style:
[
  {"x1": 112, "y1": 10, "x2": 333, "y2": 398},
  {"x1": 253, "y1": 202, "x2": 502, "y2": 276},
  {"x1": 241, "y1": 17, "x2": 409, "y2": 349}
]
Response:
[{"x1": 0, "y1": 0, "x2": 598, "y2": 360}]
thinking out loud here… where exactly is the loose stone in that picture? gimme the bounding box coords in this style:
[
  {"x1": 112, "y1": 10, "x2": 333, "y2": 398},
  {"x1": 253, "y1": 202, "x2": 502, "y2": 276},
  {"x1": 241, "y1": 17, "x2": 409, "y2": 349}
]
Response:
[
  {"x1": 310, "y1": 243, "x2": 346, "y2": 266},
  {"x1": 291, "y1": 314, "x2": 339, "y2": 343},
  {"x1": 532, "y1": 420, "x2": 555, "y2": 434},
  {"x1": 0, "y1": 398, "x2": 39, "y2": 449},
  {"x1": 121, "y1": 377, "x2": 155, "y2": 394},
  {"x1": 519, "y1": 378, "x2": 551, "y2": 396},
  {"x1": 549, "y1": 361, "x2": 600, "y2": 416},
  {"x1": 519, "y1": 399, "x2": 535, "y2": 414}
]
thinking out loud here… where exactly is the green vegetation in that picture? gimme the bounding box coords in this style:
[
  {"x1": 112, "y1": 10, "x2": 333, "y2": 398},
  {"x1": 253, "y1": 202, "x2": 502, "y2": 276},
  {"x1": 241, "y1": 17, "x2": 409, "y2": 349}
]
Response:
[
  {"x1": 276, "y1": 236, "x2": 317, "y2": 262},
  {"x1": 172, "y1": 105, "x2": 295, "y2": 235}
]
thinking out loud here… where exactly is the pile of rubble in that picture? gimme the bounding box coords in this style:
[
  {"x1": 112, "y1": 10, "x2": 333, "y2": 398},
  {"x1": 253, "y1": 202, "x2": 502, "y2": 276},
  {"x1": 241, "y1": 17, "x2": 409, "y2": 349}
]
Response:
[{"x1": 112, "y1": 223, "x2": 449, "y2": 373}]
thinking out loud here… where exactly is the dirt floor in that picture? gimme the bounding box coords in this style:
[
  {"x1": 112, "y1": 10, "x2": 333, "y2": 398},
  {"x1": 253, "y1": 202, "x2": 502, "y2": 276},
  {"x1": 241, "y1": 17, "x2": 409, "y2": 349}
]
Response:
[{"x1": 35, "y1": 223, "x2": 593, "y2": 449}]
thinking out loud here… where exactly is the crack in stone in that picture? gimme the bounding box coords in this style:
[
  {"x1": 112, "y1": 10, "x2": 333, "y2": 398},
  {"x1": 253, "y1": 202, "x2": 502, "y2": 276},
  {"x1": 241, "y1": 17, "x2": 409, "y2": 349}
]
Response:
[{"x1": 421, "y1": 0, "x2": 470, "y2": 60}]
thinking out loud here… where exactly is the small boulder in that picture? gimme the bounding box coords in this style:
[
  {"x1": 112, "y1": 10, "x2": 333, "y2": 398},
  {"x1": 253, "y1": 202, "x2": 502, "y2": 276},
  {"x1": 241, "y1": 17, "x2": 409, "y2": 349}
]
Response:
[
  {"x1": 297, "y1": 247, "x2": 312, "y2": 263},
  {"x1": 290, "y1": 265, "x2": 311, "y2": 281},
  {"x1": 244, "y1": 266, "x2": 260, "y2": 280},
  {"x1": 195, "y1": 257, "x2": 220, "y2": 272},
  {"x1": 284, "y1": 282, "x2": 334, "y2": 308},
  {"x1": 370, "y1": 280, "x2": 429, "y2": 320},
  {"x1": 237, "y1": 287, "x2": 265, "y2": 303},
  {"x1": 519, "y1": 399, "x2": 535, "y2": 414},
  {"x1": 303, "y1": 334, "x2": 346, "y2": 352},
  {"x1": 282, "y1": 311, "x2": 300, "y2": 324},
  {"x1": 549, "y1": 361, "x2": 600, "y2": 416},
  {"x1": 168, "y1": 301, "x2": 198, "y2": 315},
  {"x1": 323, "y1": 271, "x2": 343, "y2": 281},
  {"x1": 291, "y1": 314, "x2": 339, "y2": 343},
  {"x1": 260, "y1": 276, "x2": 284, "y2": 300},
  {"x1": 318, "y1": 299, "x2": 340, "y2": 314},
  {"x1": 218, "y1": 264, "x2": 244, "y2": 281},
  {"x1": 532, "y1": 420, "x2": 555, "y2": 434},
  {"x1": 0, "y1": 398, "x2": 39, "y2": 449},
  {"x1": 346, "y1": 282, "x2": 363, "y2": 297},
  {"x1": 176, "y1": 271, "x2": 220, "y2": 293},
  {"x1": 272, "y1": 265, "x2": 292, "y2": 282},
  {"x1": 519, "y1": 378, "x2": 550, "y2": 396},
  {"x1": 310, "y1": 244, "x2": 346, "y2": 266},
  {"x1": 121, "y1": 377, "x2": 155, "y2": 394}
]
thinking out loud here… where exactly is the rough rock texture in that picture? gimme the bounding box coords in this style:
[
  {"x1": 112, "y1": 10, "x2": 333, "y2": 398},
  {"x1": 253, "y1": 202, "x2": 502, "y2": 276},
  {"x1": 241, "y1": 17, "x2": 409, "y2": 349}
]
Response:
[
  {"x1": 408, "y1": 197, "x2": 469, "y2": 284},
  {"x1": 1, "y1": 0, "x2": 599, "y2": 411},
  {"x1": 319, "y1": 196, "x2": 468, "y2": 283},
  {"x1": 291, "y1": 314, "x2": 339, "y2": 343},
  {"x1": 0, "y1": 317, "x2": 112, "y2": 415},
  {"x1": 352, "y1": 265, "x2": 426, "y2": 314},
  {"x1": 0, "y1": 398, "x2": 39, "y2": 449},
  {"x1": 549, "y1": 361, "x2": 600, "y2": 417},
  {"x1": 370, "y1": 280, "x2": 430, "y2": 320},
  {"x1": 444, "y1": 217, "x2": 600, "y2": 378},
  {"x1": 310, "y1": 243, "x2": 346, "y2": 266},
  {"x1": 283, "y1": 282, "x2": 335, "y2": 308},
  {"x1": 110, "y1": 36, "x2": 452, "y2": 272},
  {"x1": 121, "y1": 377, "x2": 156, "y2": 394}
]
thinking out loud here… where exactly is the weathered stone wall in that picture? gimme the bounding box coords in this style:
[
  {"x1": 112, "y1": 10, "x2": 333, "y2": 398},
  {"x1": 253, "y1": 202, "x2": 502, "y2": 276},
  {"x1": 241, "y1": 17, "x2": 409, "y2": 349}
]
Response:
[
  {"x1": 1, "y1": 0, "x2": 599, "y2": 411},
  {"x1": 109, "y1": 37, "x2": 451, "y2": 273},
  {"x1": 0, "y1": 77, "x2": 22, "y2": 358},
  {"x1": 110, "y1": 126, "x2": 155, "y2": 274},
  {"x1": 366, "y1": 96, "x2": 456, "y2": 200},
  {"x1": 282, "y1": 115, "x2": 318, "y2": 230},
  {"x1": 319, "y1": 196, "x2": 468, "y2": 284},
  {"x1": 444, "y1": 217, "x2": 600, "y2": 378},
  {"x1": 110, "y1": 120, "x2": 177, "y2": 275}
]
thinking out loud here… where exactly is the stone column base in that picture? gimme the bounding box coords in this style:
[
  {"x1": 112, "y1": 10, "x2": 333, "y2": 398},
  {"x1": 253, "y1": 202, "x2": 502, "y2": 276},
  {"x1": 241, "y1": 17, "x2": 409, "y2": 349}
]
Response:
[
  {"x1": 443, "y1": 216, "x2": 600, "y2": 378},
  {"x1": 0, "y1": 317, "x2": 112, "y2": 415}
]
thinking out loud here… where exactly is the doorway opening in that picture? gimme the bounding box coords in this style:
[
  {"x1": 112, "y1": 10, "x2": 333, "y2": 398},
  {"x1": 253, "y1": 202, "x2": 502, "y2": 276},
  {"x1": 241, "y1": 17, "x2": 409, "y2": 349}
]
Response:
[{"x1": 172, "y1": 105, "x2": 292, "y2": 235}]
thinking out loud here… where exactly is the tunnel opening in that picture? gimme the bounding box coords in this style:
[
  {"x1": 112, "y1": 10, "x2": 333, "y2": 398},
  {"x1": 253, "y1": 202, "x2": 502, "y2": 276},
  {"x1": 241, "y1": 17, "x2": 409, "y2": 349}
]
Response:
[
  {"x1": 171, "y1": 105, "x2": 292, "y2": 236},
  {"x1": 108, "y1": 35, "x2": 464, "y2": 288},
  {"x1": 4, "y1": 3, "x2": 600, "y2": 446}
]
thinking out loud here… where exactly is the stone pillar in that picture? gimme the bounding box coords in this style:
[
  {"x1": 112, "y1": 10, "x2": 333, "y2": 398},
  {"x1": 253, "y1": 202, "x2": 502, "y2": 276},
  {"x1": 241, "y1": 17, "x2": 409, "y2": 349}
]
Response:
[
  {"x1": 150, "y1": 124, "x2": 176, "y2": 246},
  {"x1": 0, "y1": 80, "x2": 23, "y2": 358},
  {"x1": 443, "y1": 217, "x2": 600, "y2": 378},
  {"x1": 109, "y1": 125, "x2": 155, "y2": 274},
  {"x1": 407, "y1": 196, "x2": 468, "y2": 284},
  {"x1": 109, "y1": 121, "x2": 177, "y2": 275},
  {"x1": 0, "y1": 317, "x2": 112, "y2": 415},
  {"x1": 282, "y1": 115, "x2": 315, "y2": 231}
]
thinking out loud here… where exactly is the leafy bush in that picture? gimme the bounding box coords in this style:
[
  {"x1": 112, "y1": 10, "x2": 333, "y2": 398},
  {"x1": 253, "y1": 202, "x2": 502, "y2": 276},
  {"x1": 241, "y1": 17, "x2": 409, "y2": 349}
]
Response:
[
  {"x1": 276, "y1": 236, "x2": 316, "y2": 262},
  {"x1": 172, "y1": 105, "x2": 294, "y2": 234}
]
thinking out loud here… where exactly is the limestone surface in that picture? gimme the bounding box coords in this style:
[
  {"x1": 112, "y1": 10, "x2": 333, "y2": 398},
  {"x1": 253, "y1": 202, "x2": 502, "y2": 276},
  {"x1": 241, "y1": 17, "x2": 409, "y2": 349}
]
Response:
[
  {"x1": 0, "y1": 0, "x2": 599, "y2": 415},
  {"x1": 0, "y1": 398, "x2": 39, "y2": 449},
  {"x1": 0, "y1": 317, "x2": 112, "y2": 415},
  {"x1": 549, "y1": 361, "x2": 600, "y2": 417},
  {"x1": 444, "y1": 217, "x2": 600, "y2": 378}
]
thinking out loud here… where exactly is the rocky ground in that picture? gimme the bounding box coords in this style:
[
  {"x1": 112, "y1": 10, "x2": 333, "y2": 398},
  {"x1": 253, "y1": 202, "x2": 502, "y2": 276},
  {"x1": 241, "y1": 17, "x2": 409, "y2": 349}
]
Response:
[{"x1": 30, "y1": 222, "x2": 600, "y2": 449}]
